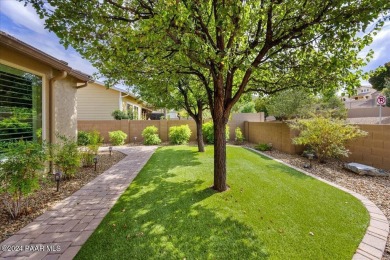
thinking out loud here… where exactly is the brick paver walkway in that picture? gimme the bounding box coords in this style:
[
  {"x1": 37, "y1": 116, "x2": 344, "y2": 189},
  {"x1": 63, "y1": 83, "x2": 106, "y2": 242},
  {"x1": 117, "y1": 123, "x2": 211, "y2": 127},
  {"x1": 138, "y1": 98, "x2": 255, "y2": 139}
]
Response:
[{"x1": 0, "y1": 146, "x2": 157, "y2": 260}]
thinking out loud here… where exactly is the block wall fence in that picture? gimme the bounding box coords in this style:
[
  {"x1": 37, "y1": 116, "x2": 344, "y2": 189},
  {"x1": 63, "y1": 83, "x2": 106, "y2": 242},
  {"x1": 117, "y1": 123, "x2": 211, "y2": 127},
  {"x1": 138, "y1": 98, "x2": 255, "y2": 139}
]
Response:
[
  {"x1": 78, "y1": 118, "x2": 390, "y2": 171},
  {"x1": 244, "y1": 122, "x2": 390, "y2": 171},
  {"x1": 77, "y1": 113, "x2": 265, "y2": 143},
  {"x1": 348, "y1": 107, "x2": 390, "y2": 118}
]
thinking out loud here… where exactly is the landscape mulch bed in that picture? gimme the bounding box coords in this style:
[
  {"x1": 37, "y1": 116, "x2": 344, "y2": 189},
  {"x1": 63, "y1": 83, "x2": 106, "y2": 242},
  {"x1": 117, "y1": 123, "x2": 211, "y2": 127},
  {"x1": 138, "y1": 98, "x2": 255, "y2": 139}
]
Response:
[
  {"x1": 0, "y1": 150, "x2": 126, "y2": 243},
  {"x1": 245, "y1": 145, "x2": 389, "y2": 259}
]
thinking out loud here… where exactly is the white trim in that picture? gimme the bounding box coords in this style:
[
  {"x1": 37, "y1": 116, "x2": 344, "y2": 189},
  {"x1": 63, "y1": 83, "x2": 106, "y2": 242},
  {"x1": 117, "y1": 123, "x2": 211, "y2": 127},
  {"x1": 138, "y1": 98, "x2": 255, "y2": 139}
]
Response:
[{"x1": 0, "y1": 60, "x2": 47, "y2": 142}]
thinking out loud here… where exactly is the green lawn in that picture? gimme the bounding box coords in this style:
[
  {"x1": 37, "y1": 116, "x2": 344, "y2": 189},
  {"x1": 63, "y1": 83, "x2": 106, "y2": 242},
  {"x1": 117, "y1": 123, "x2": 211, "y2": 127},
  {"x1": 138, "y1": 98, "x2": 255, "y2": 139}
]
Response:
[{"x1": 76, "y1": 146, "x2": 368, "y2": 259}]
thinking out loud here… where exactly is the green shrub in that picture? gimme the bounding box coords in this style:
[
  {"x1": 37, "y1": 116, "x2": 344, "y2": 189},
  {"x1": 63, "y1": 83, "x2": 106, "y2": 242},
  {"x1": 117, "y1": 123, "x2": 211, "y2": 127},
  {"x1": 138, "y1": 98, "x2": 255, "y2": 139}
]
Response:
[
  {"x1": 89, "y1": 130, "x2": 104, "y2": 145},
  {"x1": 109, "y1": 130, "x2": 128, "y2": 146},
  {"x1": 77, "y1": 131, "x2": 91, "y2": 146},
  {"x1": 169, "y1": 125, "x2": 192, "y2": 145},
  {"x1": 52, "y1": 135, "x2": 81, "y2": 179},
  {"x1": 0, "y1": 140, "x2": 48, "y2": 219},
  {"x1": 112, "y1": 109, "x2": 129, "y2": 120},
  {"x1": 290, "y1": 116, "x2": 367, "y2": 163},
  {"x1": 254, "y1": 143, "x2": 273, "y2": 151},
  {"x1": 235, "y1": 127, "x2": 244, "y2": 144},
  {"x1": 142, "y1": 126, "x2": 161, "y2": 145},
  {"x1": 202, "y1": 122, "x2": 230, "y2": 144},
  {"x1": 80, "y1": 147, "x2": 95, "y2": 167}
]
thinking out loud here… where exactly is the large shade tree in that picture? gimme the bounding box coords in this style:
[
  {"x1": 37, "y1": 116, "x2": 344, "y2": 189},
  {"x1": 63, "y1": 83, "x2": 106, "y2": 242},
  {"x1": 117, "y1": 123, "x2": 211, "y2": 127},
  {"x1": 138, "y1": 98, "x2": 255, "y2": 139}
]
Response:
[
  {"x1": 369, "y1": 61, "x2": 390, "y2": 91},
  {"x1": 26, "y1": 0, "x2": 389, "y2": 191}
]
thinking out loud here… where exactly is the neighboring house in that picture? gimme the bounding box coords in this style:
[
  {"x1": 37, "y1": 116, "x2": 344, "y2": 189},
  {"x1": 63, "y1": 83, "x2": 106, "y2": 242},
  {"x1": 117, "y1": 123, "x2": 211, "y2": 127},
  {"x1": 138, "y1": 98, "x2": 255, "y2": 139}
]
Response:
[
  {"x1": 0, "y1": 31, "x2": 91, "y2": 146},
  {"x1": 342, "y1": 85, "x2": 380, "y2": 109},
  {"x1": 77, "y1": 82, "x2": 152, "y2": 120}
]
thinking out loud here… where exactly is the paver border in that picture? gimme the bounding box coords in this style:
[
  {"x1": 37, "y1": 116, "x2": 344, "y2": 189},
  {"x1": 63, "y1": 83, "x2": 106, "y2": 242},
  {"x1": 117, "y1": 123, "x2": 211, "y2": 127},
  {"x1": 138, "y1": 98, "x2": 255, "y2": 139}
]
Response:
[{"x1": 246, "y1": 147, "x2": 389, "y2": 260}]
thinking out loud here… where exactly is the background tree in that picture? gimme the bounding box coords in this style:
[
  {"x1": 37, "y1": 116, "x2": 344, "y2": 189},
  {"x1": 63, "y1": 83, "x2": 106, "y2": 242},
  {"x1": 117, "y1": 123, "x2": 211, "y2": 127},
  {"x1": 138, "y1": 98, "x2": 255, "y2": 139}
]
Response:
[
  {"x1": 135, "y1": 76, "x2": 208, "y2": 152},
  {"x1": 316, "y1": 95, "x2": 348, "y2": 119},
  {"x1": 254, "y1": 97, "x2": 269, "y2": 118},
  {"x1": 382, "y1": 79, "x2": 390, "y2": 107},
  {"x1": 266, "y1": 89, "x2": 316, "y2": 120},
  {"x1": 240, "y1": 102, "x2": 256, "y2": 113},
  {"x1": 26, "y1": 0, "x2": 390, "y2": 191},
  {"x1": 369, "y1": 62, "x2": 390, "y2": 91}
]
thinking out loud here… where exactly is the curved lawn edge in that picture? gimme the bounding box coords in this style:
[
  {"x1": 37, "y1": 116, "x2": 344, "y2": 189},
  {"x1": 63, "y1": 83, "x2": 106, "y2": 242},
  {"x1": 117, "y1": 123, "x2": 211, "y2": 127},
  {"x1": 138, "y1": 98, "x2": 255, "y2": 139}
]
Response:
[{"x1": 245, "y1": 147, "x2": 389, "y2": 260}]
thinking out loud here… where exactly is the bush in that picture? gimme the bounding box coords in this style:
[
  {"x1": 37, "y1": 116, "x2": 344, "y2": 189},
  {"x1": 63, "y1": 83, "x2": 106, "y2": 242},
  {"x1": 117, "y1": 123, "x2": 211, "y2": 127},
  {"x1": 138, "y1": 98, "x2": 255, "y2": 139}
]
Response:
[
  {"x1": 109, "y1": 130, "x2": 128, "y2": 146},
  {"x1": 80, "y1": 147, "x2": 95, "y2": 167},
  {"x1": 52, "y1": 135, "x2": 81, "y2": 179},
  {"x1": 254, "y1": 143, "x2": 273, "y2": 151},
  {"x1": 169, "y1": 125, "x2": 192, "y2": 144},
  {"x1": 290, "y1": 116, "x2": 367, "y2": 163},
  {"x1": 142, "y1": 126, "x2": 161, "y2": 145},
  {"x1": 202, "y1": 122, "x2": 230, "y2": 144},
  {"x1": 77, "y1": 131, "x2": 90, "y2": 146},
  {"x1": 235, "y1": 127, "x2": 244, "y2": 144},
  {"x1": 0, "y1": 140, "x2": 48, "y2": 219},
  {"x1": 112, "y1": 109, "x2": 129, "y2": 120},
  {"x1": 89, "y1": 130, "x2": 104, "y2": 145}
]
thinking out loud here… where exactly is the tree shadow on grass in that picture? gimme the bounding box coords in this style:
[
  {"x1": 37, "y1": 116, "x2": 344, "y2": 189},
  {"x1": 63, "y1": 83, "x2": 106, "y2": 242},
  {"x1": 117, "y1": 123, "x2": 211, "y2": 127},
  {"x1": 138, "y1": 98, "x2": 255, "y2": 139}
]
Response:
[{"x1": 76, "y1": 148, "x2": 269, "y2": 259}]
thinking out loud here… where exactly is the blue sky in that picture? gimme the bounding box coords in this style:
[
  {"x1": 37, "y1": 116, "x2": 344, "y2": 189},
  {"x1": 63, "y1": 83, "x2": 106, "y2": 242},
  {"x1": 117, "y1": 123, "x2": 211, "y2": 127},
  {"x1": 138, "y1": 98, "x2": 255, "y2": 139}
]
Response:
[{"x1": 1, "y1": 1, "x2": 389, "y2": 86}]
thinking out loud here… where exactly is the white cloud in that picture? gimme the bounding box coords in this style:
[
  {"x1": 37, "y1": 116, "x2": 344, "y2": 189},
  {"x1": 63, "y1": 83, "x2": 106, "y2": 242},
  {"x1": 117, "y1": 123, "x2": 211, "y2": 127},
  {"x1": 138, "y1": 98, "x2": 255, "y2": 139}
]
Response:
[{"x1": 0, "y1": 1, "x2": 46, "y2": 34}]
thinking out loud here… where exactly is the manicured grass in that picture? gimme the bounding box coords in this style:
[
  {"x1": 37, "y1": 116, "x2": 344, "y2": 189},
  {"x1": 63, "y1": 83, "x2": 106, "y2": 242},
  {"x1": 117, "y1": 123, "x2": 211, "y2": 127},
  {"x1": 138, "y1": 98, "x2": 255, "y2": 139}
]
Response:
[{"x1": 76, "y1": 146, "x2": 369, "y2": 259}]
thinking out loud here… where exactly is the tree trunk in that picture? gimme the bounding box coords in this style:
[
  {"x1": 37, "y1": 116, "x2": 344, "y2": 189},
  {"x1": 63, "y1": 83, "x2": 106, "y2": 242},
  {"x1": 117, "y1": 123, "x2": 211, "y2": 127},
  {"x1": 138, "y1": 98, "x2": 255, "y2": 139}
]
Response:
[
  {"x1": 212, "y1": 77, "x2": 228, "y2": 192},
  {"x1": 213, "y1": 116, "x2": 227, "y2": 191},
  {"x1": 195, "y1": 118, "x2": 205, "y2": 152},
  {"x1": 196, "y1": 102, "x2": 205, "y2": 152}
]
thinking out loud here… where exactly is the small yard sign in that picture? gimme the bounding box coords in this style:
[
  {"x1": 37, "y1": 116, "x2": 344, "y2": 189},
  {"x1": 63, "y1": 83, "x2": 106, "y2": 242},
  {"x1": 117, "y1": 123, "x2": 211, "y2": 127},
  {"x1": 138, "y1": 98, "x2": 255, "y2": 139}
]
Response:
[
  {"x1": 377, "y1": 95, "x2": 386, "y2": 106},
  {"x1": 377, "y1": 95, "x2": 386, "y2": 124}
]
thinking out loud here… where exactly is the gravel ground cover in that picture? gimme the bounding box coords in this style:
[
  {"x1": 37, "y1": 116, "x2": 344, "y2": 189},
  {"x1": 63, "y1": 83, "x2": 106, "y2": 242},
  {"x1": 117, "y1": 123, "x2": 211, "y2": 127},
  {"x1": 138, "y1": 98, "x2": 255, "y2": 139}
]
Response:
[
  {"x1": 245, "y1": 145, "x2": 389, "y2": 259},
  {"x1": 0, "y1": 150, "x2": 126, "y2": 243}
]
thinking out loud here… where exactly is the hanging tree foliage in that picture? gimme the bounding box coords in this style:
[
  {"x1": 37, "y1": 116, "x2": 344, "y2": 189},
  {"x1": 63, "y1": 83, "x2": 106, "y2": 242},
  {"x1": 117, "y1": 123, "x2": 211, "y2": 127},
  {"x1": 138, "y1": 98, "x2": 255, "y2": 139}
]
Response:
[{"x1": 24, "y1": 0, "x2": 390, "y2": 191}]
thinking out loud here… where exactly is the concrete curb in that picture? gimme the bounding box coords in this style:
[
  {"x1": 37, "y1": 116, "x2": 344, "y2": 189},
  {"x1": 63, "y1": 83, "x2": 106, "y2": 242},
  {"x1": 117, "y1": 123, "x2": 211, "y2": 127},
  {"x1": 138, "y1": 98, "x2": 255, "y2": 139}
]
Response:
[{"x1": 245, "y1": 147, "x2": 389, "y2": 260}]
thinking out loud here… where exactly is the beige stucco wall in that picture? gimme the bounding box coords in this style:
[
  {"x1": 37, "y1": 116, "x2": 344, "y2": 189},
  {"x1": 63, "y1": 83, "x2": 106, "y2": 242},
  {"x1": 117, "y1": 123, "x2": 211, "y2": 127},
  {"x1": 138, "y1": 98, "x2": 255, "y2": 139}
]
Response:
[
  {"x1": 76, "y1": 82, "x2": 119, "y2": 120},
  {"x1": 53, "y1": 77, "x2": 78, "y2": 142},
  {"x1": 0, "y1": 44, "x2": 80, "y2": 143}
]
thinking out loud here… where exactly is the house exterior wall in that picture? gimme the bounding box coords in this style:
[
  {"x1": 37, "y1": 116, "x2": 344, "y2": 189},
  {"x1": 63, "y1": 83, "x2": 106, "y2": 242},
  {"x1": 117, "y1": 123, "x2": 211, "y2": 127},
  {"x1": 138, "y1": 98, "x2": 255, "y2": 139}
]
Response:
[
  {"x1": 76, "y1": 82, "x2": 119, "y2": 120},
  {"x1": 0, "y1": 44, "x2": 80, "y2": 143},
  {"x1": 122, "y1": 95, "x2": 142, "y2": 119}
]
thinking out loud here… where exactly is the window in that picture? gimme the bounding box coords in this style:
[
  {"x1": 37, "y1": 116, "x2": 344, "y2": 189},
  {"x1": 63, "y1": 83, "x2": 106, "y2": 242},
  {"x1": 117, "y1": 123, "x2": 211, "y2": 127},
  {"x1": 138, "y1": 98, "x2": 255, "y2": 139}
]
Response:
[
  {"x1": 126, "y1": 103, "x2": 139, "y2": 120},
  {"x1": 0, "y1": 64, "x2": 42, "y2": 145}
]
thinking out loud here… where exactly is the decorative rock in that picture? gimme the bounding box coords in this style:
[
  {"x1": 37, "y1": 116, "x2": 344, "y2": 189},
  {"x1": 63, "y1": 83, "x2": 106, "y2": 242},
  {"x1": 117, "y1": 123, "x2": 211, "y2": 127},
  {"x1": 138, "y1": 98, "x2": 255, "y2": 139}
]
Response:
[{"x1": 343, "y1": 163, "x2": 389, "y2": 177}]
